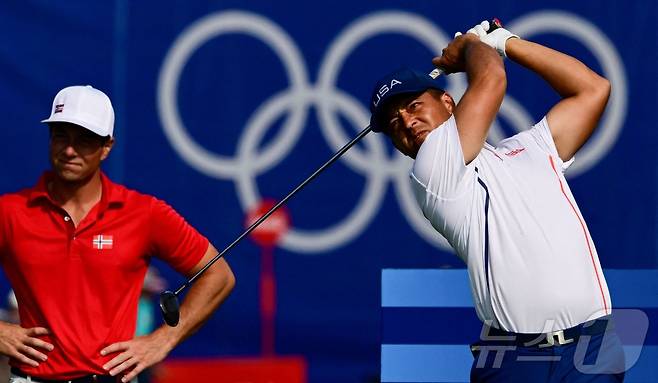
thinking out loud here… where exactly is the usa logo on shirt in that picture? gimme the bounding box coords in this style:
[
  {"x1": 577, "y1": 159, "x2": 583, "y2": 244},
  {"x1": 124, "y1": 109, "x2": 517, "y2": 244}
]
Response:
[{"x1": 92, "y1": 235, "x2": 113, "y2": 250}]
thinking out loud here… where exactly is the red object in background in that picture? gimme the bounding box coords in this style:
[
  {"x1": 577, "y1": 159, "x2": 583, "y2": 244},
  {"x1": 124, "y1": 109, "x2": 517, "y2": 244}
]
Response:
[
  {"x1": 245, "y1": 200, "x2": 291, "y2": 355},
  {"x1": 153, "y1": 357, "x2": 307, "y2": 383},
  {"x1": 245, "y1": 199, "x2": 291, "y2": 247}
]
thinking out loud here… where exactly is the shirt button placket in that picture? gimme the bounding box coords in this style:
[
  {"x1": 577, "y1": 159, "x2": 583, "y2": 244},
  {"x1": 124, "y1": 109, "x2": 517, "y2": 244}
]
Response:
[
  {"x1": 64, "y1": 215, "x2": 79, "y2": 259},
  {"x1": 64, "y1": 215, "x2": 74, "y2": 239}
]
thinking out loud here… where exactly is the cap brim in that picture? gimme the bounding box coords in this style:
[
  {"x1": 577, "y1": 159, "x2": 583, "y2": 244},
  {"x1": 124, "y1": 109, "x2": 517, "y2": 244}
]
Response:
[{"x1": 41, "y1": 116, "x2": 111, "y2": 138}]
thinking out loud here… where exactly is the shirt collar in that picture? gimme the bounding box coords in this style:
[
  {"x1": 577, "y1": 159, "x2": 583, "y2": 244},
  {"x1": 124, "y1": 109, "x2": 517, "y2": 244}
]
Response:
[
  {"x1": 99, "y1": 172, "x2": 125, "y2": 210},
  {"x1": 27, "y1": 172, "x2": 51, "y2": 204},
  {"x1": 28, "y1": 171, "x2": 125, "y2": 209}
]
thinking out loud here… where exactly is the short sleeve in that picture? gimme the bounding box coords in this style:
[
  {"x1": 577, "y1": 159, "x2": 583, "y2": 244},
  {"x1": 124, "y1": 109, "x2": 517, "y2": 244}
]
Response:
[
  {"x1": 524, "y1": 116, "x2": 575, "y2": 172},
  {"x1": 410, "y1": 115, "x2": 475, "y2": 200},
  {"x1": 409, "y1": 116, "x2": 476, "y2": 245},
  {"x1": 148, "y1": 198, "x2": 209, "y2": 275}
]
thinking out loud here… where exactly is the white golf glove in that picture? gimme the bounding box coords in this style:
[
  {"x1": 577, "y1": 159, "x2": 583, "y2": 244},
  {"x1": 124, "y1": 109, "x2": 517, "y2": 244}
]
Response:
[{"x1": 455, "y1": 20, "x2": 519, "y2": 57}]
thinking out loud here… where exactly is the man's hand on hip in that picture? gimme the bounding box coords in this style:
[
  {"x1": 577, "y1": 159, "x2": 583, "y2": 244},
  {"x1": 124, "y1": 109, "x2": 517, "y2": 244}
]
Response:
[
  {"x1": 101, "y1": 329, "x2": 174, "y2": 382},
  {"x1": 0, "y1": 322, "x2": 53, "y2": 367}
]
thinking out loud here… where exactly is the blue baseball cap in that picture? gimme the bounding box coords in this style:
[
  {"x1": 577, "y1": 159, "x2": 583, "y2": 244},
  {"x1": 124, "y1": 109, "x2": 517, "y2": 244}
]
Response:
[{"x1": 369, "y1": 67, "x2": 444, "y2": 132}]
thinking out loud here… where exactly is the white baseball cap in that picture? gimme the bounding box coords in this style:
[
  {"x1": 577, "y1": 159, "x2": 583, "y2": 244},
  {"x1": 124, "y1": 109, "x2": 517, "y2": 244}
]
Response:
[{"x1": 41, "y1": 85, "x2": 115, "y2": 137}]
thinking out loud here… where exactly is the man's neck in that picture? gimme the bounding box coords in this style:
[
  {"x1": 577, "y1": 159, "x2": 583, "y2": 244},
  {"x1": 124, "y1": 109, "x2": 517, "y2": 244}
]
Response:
[{"x1": 48, "y1": 170, "x2": 103, "y2": 209}]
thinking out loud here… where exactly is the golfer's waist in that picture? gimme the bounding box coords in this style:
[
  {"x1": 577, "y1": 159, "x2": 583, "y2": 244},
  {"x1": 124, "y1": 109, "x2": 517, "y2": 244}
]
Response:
[
  {"x1": 10, "y1": 367, "x2": 120, "y2": 383},
  {"x1": 482, "y1": 315, "x2": 613, "y2": 346}
]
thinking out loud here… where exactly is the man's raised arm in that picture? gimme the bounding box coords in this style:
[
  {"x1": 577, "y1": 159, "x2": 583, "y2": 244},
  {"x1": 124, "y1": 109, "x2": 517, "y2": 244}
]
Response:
[
  {"x1": 432, "y1": 34, "x2": 506, "y2": 164},
  {"x1": 505, "y1": 38, "x2": 610, "y2": 161}
]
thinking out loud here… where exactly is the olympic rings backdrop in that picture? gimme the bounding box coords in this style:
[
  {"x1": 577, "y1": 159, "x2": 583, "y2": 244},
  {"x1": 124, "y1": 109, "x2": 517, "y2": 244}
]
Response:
[{"x1": 0, "y1": 1, "x2": 655, "y2": 382}]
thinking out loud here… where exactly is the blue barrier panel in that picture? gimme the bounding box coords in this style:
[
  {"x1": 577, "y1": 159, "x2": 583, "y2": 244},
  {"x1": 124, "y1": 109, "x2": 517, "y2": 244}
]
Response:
[{"x1": 381, "y1": 269, "x2": 658, "y2": 382}]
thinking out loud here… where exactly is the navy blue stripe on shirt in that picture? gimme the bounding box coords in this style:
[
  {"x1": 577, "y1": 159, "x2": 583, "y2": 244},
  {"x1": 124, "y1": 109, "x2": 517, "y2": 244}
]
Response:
[{"x1": 475, "y1": 167, "x2": 491, "y2": 294}]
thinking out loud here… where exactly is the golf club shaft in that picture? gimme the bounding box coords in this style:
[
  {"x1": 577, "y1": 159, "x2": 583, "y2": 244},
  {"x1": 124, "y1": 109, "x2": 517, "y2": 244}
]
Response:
[{"x1": 174, "y1": 124, "x2": 373, "y2": 296}]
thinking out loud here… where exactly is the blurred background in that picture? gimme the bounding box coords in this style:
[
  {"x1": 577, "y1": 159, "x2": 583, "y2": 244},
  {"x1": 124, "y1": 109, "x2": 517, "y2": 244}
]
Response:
[{"x1": 0, "y1": 0, "x2": 655, "y2": 382}]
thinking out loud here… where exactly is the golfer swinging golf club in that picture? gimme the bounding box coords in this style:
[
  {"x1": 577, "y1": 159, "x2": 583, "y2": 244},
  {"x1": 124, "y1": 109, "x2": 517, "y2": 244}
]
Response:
[
  {"x1": 0, "y1": 85, "x2": 235, "y2": 382},
  {"x1": 369, "y1": 20, "x2": 625, "y2": 382}
]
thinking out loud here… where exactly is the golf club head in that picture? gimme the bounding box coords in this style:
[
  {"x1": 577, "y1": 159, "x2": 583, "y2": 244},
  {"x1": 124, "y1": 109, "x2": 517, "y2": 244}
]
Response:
[{"x1": 159, "y1": 290, "x2": 180, "y2": 327}]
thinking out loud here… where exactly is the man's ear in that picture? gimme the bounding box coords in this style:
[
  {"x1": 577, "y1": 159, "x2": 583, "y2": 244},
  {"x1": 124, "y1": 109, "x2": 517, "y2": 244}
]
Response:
[
  {"x1": 100, "y1": 138, "x2": 115, "y2": 161},
  {"x1": 441, "y1": 92, "x2": 456, "y2": 114}
]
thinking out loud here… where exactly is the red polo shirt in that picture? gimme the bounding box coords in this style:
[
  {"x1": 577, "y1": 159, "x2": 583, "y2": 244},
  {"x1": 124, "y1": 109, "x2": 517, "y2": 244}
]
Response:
[{"x1": 0, "y1": 172, "x2": 208, "y2": 379}]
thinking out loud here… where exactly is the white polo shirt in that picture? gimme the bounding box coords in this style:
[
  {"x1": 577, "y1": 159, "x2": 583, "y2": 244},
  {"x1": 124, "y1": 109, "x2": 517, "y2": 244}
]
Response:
[{"x1": 410, "y1": 115, "x2": 611, "y2": 333}]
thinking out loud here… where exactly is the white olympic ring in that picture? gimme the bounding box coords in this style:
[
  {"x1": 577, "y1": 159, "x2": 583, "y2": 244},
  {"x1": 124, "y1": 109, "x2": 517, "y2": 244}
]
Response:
[
  {"x1": 158, "y1": 11, "x2": 309, "y2": 178},
  {"x1": 157, "y1": 10, "x2": 628, "y2": 254}
]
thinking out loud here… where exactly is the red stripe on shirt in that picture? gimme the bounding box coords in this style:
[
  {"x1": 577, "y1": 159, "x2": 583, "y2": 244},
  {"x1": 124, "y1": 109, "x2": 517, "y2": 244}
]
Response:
[{"x1": 548, "y1": 156, "x2": 608, "y2": 314}]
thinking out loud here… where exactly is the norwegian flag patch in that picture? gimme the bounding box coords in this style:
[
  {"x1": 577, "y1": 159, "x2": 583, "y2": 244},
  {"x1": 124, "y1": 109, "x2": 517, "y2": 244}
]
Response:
[{"x1": 92, "y1": 235, "x2": 113, "y2": 250}]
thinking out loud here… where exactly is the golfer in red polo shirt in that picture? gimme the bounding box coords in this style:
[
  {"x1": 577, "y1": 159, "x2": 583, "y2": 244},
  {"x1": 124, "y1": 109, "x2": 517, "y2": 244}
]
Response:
[{"x1": 0, "y1": 85, "x2": 235, "y2": 382}]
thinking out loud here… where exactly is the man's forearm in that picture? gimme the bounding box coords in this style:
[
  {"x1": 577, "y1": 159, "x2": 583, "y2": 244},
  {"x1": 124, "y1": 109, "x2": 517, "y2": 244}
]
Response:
[
  {"x1": 156, "y1": 259, "x2": 235, "y2": 349},
  {"x1": 463, "y1": 38, "x2": 506, "y2": 87},
  {"x1": 505, "y1": 38, "x2": 608, "y2": 98},
  {"x1": 464, "y1": 37, "x2": 505, "y2": 73}
]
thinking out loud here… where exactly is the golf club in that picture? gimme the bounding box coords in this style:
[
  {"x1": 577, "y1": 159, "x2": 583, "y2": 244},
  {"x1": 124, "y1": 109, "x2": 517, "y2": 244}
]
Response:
[
  {"x1": 161, "y1": 124, "x2": 373, "y2": 326},
  {"x1": 160, "y1": 17, "x2": 504, "y2": 326}
]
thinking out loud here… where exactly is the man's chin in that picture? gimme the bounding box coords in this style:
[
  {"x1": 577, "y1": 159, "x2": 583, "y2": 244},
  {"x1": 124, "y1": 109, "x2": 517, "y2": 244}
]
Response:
[
  {"x1": 414, "y1": 131, "x2": 430, "y2": 147},
  {"x1": 54, "y1": 169, "x2": 87, "y2": 183},
  {"x1": 409, "y1": 135, "x2": 428, "y2": 158}
]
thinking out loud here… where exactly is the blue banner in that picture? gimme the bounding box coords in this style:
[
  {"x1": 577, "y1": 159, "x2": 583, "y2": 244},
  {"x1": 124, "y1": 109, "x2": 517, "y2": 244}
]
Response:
[{"x1": 0, "y1": 1, "x2": 655, "y2": 382}]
